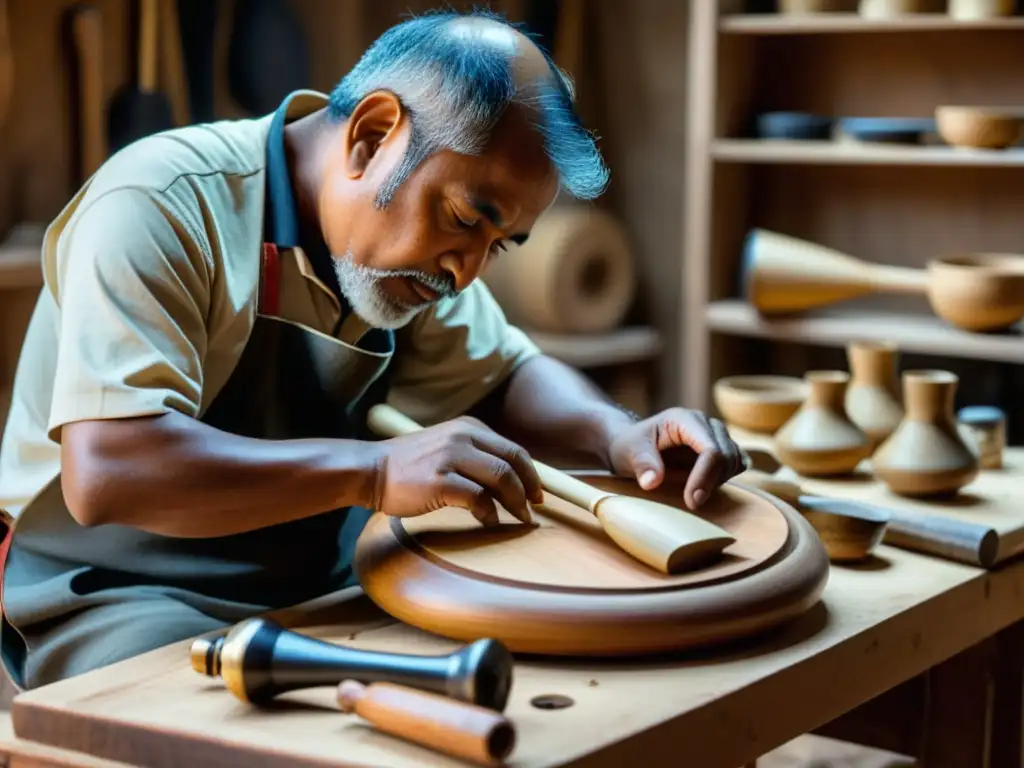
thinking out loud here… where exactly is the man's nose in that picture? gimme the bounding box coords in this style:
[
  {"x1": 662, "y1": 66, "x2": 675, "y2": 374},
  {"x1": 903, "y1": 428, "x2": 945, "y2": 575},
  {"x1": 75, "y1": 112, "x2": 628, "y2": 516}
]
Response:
[{"x1": 439, "y1": 248, "x2": 489, "y2": 292}]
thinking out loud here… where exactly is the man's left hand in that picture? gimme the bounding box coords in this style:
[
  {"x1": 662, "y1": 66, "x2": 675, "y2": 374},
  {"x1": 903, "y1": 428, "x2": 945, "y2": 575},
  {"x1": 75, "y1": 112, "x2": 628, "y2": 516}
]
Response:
[{"x1": 605, "y1": 408, "x2": 748, "y2": 510}]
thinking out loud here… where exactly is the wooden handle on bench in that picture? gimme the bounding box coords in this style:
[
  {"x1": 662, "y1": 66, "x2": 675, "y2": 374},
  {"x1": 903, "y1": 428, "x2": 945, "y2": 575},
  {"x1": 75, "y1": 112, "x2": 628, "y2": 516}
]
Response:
[{"x1": 337, "y1": 680, "x2": 516, "y2": 766}]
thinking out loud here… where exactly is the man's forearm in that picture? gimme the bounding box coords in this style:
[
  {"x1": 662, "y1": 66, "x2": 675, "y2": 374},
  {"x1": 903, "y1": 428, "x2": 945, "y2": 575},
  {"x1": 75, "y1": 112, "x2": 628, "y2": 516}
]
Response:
[
  {"x1": 473, "y1": 354, "x2": 636, "y2": 468},
  {"x1": 61, "y1": 411, "x2": 380, "y2": 537}
]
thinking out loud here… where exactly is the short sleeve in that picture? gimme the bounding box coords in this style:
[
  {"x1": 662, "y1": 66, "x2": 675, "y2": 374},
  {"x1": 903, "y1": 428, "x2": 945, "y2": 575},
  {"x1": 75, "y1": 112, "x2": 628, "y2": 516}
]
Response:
[
  {"x1": 46, "y1": 187, "x2": 212, "y2": 441},
  {"x1": 385, "y1": 281, "x2": 540, "y2": 425}
]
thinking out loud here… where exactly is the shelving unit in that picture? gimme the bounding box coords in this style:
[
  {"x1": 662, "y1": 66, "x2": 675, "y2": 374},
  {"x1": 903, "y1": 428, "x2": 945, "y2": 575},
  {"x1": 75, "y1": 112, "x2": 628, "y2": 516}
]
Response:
[
  {"x1": 0, "y1": 248, "x2": 42, "y2": 291},
  {"x1": 682, "y1": 1, "x2": 1024, "y2": 417},
  {"x1": 719, "y1": 11, "x2": 1024, "y2": 32}
]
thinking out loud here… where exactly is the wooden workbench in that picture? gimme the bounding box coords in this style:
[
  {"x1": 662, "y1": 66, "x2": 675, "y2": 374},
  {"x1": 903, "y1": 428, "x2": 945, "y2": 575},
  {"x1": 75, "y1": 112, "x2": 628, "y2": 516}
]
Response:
[{"x1": 2, "y1": 463, "x2": 1024, "y2": 767}]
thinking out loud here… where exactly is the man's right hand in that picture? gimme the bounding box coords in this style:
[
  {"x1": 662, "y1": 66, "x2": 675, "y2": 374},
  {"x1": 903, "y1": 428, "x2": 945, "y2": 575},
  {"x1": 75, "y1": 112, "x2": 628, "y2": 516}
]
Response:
[{"x1": 369, "y1": 416, "x2": 544, "y2": 526}]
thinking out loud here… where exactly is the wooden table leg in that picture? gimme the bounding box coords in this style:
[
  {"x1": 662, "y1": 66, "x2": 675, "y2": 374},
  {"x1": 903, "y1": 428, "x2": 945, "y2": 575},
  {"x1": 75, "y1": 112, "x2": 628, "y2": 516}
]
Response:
[
  {"x1": 919, "y1": 618, "x2": 1024, "y2": 768},
  {"x1": 920, "y1": 636, "x2": 994, "y2": 767},
  {"x1": 989, "y1": 619, "x2": 1024, "y2": 768}
]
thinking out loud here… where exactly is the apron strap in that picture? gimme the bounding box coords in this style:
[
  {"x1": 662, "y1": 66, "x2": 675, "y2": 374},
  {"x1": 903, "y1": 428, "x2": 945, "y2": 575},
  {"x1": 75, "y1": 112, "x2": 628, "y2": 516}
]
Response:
[
  {"x1": 0, "y1": 509, "x2": 13, "y2": 616},
  {"x1": 260, "y1": 243, "x2": 282, "y2": 316}
]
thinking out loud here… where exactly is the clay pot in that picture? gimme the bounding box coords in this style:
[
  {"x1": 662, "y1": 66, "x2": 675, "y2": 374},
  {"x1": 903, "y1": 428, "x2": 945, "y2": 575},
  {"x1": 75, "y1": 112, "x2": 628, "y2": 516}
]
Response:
[
  {"x1": 957, "y1": 405, "x2": 1006, "y2": 470},
  {"x1": 713, "y1": 375, "x2": 807, "y2": 434},
  {"x1": 873, "y1": 370, "x2": 980, "y2": 497},
  {"x1": 774, "y1": 371, "x2": 872, "y2": 477},
  {"x1": 844, "y1": 341, "x2": 903, "y2": 450}
]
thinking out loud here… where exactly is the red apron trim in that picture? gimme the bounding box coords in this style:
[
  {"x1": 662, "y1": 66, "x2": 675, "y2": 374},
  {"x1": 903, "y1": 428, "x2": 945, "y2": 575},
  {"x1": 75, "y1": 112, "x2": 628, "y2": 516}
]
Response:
[
  {"x1": 0, "y1": 511, "x2": 13, "y2": 616},
  {"x1": 260, "y1": 243, "x2": 282, "y2": 316}
]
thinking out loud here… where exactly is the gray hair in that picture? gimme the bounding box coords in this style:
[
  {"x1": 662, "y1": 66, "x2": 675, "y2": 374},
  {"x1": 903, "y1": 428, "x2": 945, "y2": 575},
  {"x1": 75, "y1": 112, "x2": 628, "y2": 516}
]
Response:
[{"x1": 327, "y1": 8, "x2": 610, "y2": 207}]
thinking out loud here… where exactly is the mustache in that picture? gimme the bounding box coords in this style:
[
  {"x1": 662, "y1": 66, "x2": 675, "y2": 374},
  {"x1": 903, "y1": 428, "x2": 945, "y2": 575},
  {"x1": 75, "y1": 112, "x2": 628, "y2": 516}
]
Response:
[{"x1": 359, "y1": 264, "x2": 459, "y2": 299}]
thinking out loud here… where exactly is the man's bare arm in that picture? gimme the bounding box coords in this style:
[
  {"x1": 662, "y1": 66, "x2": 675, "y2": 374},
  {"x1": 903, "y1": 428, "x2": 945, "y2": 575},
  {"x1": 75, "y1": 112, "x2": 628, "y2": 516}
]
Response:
[
  {"x1": 61, "y1": 412, "x2": 380, "y2": 538},
  {"x1": 61, "y1": 407, "x2": 546, "y2": 537}
]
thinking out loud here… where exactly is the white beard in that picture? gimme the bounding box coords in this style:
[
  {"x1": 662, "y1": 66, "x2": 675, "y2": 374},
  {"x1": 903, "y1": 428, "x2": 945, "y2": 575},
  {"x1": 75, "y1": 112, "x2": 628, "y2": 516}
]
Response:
[{"x1": 331, "y1": 250, "x2": 454, "y2": 330}]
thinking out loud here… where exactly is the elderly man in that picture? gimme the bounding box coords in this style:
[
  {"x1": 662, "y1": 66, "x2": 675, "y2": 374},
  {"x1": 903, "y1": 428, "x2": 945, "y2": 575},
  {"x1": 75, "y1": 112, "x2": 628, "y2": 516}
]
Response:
[{"x1": 0, "y1": 9, "x2": 744, "y2": 689}]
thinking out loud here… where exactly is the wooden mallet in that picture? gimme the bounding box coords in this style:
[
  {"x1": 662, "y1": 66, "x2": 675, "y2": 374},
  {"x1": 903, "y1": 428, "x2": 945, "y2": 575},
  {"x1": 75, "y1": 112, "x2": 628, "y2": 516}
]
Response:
[{"x1": 366, "y1": 404, "x2": 736, "y2": 574}]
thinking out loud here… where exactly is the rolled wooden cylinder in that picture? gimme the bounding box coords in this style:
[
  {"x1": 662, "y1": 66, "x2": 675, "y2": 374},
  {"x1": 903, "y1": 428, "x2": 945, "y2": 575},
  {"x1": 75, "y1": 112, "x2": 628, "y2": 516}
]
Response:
[
  {"x1": 480, "y1": 206, "x2": 636, "y2": 334},
  {"x1": 337, "y1": 680, "x2": 516, "y2": 766}
]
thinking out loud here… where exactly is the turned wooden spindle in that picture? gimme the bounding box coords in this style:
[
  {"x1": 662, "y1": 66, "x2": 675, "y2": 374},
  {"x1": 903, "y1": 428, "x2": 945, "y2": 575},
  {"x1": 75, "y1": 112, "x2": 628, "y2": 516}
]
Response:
[{"x1": 742, "y1": 229, "x2": 1024, "y2": 332}]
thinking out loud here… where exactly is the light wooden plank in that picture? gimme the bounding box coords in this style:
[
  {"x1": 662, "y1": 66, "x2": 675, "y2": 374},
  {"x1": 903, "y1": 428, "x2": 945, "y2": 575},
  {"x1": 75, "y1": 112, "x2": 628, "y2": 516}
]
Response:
[
  {"x1": 706, "y1": 300, "x2": 1024, "y2": 364},
  {"x1": 720, "y1": 12, "x2": 1024, "y2": 34},
  {"x1": 11, "y1": 525, "x2": 1024, "y2": 767},
  {"x1": 714, "y1": 139, "x2": 1024, "y2": 167}
]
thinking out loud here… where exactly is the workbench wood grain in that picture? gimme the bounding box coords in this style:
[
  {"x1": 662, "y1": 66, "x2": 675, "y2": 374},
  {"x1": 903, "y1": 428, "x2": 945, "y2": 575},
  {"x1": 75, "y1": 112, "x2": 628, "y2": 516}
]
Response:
[{"x1": 9, "y1": 543, "x2": 1024, "y2": 768}]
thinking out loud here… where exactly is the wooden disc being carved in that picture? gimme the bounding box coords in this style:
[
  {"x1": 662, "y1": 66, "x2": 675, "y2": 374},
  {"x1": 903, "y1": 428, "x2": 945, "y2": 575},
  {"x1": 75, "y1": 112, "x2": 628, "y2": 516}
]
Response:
[
  {"x1": 355, "y1": 476, "x2": 830, "y2": 657},
  {"x1": 400, "y1": 483, "x2": 789, "y2": 592}
]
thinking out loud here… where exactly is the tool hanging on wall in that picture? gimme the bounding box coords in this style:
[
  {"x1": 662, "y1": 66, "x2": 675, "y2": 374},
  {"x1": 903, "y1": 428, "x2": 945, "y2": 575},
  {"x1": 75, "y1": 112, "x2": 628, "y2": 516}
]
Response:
[
  {"x1": 157, "y1": 0, "x2": 190, "y2": 126},
  {"x1": 107, "y1": 0, "x2": 174, "y2": 153},
  {"x1": 227, "y1": 0, "x2": 310, "y2": 116},
  {"x1": 176, "y1": 0, "x2": 219, "y2": 123},
  {"x1": 0, "y1": 0, "x2": 11, "y2": 131},
  {"x1": 70, "y1": 4, "x2": 106, "y2": 183}
]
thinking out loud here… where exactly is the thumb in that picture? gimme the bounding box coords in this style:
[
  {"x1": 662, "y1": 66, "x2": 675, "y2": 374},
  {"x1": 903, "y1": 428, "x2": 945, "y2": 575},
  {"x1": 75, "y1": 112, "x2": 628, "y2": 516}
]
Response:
[{"x1": 628, "y1": 443, "x2": 665, "y2": 491}]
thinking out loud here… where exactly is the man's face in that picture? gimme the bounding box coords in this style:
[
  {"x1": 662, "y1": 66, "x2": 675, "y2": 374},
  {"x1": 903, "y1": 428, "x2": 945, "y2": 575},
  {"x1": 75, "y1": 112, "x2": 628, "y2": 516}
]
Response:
[{"x1": 317, "y1": 98, "x2": 560, "y2": 329}]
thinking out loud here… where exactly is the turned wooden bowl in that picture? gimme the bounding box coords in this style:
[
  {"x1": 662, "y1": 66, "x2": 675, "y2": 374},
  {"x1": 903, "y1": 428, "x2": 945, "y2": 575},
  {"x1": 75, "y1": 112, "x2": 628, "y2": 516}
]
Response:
[
  {"x1": 936, "y1": 106, "x2": 1023, "y2": 150},
  {"x1": 927, "y1": 254, "x2": 1024, "y2": 332},
  {"x1": 800, "y1": 504, "x2": 889, "y2": 563},
  {"x1": 713, "y1": 375, "x2": 808, "y2": 434}
]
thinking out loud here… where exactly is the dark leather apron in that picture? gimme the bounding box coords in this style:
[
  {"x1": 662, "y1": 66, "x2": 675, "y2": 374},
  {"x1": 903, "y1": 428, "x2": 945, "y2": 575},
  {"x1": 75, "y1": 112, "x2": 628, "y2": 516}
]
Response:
[{"x1": 0, "y1": 242, "x2": 395, "y2": 690}]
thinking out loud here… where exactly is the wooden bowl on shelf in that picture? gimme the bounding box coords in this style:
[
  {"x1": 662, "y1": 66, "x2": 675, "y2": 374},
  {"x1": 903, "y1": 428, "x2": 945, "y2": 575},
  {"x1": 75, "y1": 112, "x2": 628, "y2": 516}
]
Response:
[
  {"x1": 926, "y1": 254, "x2": 1024, "y2": 332},
  {"x1": 837, "y1": 117, "x2": 936, "y2": 145},
  {"x1": 713, "y1": 375, "x2": 808, "y2": 434},
  {"x1": 935, "y1": 106, "x2": 1023, "y2": 150},
  {"x1": 755, "y1": 112, "x2": 834, "y2": 141},
  {"x1": 948, "y1": 0, "x2": 1017, "y2": 20},
  {"x1": 779, "y1": 0, "x2": 857, "y2": 10},
  {"x1": 858, "y1": 0, "x2": 930, "y2": 17}
]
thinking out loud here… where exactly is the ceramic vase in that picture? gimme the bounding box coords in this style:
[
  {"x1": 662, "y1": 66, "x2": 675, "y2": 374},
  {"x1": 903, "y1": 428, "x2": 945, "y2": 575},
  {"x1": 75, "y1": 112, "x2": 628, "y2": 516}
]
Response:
[
  {"x1": 872, "y1": 370, "x2": 979, "y2": 497},
  {"x1": 774, "y1": 370, "x2": 873, "y2": 477},
  {"x1": 844, "y1": 340, "x2": 904, "y2": 451}
]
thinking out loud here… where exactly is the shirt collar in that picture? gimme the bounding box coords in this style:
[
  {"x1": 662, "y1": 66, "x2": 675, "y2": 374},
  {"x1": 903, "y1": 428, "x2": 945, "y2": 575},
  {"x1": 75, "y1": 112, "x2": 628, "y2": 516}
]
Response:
[{"x1": 264, "y1": 91, "x2": 342, "y2": 300}]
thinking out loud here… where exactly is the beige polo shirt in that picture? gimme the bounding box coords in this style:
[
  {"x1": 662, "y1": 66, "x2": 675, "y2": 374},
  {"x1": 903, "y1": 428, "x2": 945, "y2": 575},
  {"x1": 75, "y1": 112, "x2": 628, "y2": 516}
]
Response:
[{"x1": 0, "y1": 91, "x2": 539, "y2": 516}]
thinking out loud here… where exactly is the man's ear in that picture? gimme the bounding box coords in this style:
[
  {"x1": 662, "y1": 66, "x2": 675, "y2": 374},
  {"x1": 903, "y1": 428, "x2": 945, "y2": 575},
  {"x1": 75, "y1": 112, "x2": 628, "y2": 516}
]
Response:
[{"x1": 343, "y1": 91, "x2": 405, "y2": 179}]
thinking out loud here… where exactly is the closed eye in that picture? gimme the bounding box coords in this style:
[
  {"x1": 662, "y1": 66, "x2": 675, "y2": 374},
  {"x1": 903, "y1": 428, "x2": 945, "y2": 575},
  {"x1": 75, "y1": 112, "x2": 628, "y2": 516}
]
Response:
[{"x1": 449, "y1": 204, "x2": 477, "y2": 231}]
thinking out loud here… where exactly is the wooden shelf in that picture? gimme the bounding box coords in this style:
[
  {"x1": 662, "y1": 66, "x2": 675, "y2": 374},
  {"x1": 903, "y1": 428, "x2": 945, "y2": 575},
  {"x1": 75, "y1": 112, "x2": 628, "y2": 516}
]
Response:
[
  {"x1": 0, "y1": 247, "x2": 42, "y2": 290},
  {"x1": 720, "y1": 13, "x2": 1024, "y2": 34},
  {"x1": 706, "y1": 300, "x2": 1024, "y2": 363},
  {"x1": 713, "y1": 139, "x2": 1024, "y2": 167},
  {"x1": 526, "y1": 327, "x2": 662, "y2": 368}
]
